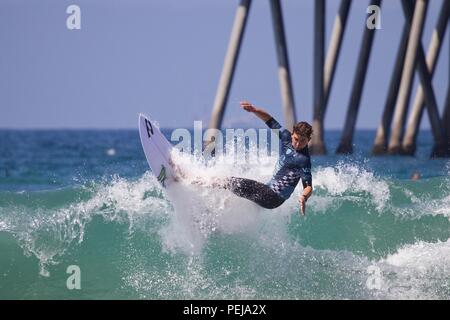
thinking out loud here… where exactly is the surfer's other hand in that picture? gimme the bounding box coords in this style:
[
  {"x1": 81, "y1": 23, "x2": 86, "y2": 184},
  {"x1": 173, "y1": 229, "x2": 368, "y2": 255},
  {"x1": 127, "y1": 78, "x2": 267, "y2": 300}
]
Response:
[
  {"x1": 240, "y1": 101, "x2": 257, "y2": 113},
  {"x1": 299, "y1": 196, "x2": 306, "y2": 216}
]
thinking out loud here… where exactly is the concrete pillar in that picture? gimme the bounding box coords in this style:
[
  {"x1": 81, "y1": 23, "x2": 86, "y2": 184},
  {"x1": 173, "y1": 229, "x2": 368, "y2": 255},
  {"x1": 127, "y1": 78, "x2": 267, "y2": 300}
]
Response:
[
  {"x1": 402, "y1": 0, "x2": 450, "y2": 156},
  {"x1": 438, "y1": 86, "x2": 450, "y2": 153},
  {"x1": 310, "y1": 0, "x2": 326, "y2": 155},
  {"x1": 270, "y1": 0, "x2": 297, "y2": 130},
  {"x1": 432, "y1": 86, "x2": 449, "y2": 157},
  {"x1": 388, "y1": 0, "x2": 428, "y2": 154},
  {"x1": 372, "y1": 3, "x2": 410, "y2": 155},
  {"x1": 310, "y1": 0, "x2": 352, "y2": 155},
  {"x1": 322, "y1": 0, "x2": 352, "y2": 117},
  {"x1": 207, "y1": 0, "x2": 252, "y2": 143},
  {"x1": 336, "y1": 0, "x2": 382, "y2": 154}
]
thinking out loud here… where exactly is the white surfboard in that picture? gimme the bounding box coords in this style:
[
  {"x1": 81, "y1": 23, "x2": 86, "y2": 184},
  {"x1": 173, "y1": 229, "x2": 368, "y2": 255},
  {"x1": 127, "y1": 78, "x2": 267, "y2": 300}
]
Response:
[{"x1": 138, "y1": 113, "x2": 176, "y2": 188}]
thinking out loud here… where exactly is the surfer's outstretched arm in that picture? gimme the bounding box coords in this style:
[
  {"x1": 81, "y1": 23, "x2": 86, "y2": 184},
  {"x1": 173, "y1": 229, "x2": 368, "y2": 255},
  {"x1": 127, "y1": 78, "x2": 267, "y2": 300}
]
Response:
[
  {"x1": 241, "y1": 101, "x2": 291, "y2": 142},
  {"x1": 240, "y1": 101, "x2": 272, "y2": 122}
]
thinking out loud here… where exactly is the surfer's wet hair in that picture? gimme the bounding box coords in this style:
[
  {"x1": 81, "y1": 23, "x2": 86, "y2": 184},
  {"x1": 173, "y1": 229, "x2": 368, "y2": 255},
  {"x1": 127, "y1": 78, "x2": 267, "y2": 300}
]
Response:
[{"x1": 293, "y1": 121, "x2": 313, "y2": 140}]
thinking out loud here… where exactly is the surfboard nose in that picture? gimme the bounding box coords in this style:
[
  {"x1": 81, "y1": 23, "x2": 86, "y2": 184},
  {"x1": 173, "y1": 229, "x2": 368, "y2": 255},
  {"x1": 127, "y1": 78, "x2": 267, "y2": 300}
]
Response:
[
  {"x1": 139, "y1": 113, "x2": 149, "y2": 127},
  {"x1": 138, "y1": 113, "x2": 174, "y2": 188}
]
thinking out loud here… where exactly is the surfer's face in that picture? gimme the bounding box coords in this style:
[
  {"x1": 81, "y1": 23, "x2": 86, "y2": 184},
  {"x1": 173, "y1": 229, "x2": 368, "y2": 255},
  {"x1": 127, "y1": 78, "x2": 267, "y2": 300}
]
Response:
[{"x1": 291, "y1": 132, "x2": 309, "y2": 150}]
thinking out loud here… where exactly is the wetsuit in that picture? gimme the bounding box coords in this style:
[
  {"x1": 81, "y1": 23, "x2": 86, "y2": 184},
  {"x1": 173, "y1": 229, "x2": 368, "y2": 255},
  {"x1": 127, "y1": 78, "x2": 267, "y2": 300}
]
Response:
[{"x1": 225, "y1": 117, "x2": 312, "y2": 209}]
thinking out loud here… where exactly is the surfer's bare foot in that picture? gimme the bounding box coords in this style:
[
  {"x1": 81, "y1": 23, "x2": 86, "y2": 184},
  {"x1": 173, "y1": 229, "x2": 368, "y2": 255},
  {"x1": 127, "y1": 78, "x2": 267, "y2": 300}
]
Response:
[
  {"x1": 190, "y1": 177, "x2": 227, "y2": 188},
  {"x1": 211, "y1": 177, "x2": 228, "y2": 189}
]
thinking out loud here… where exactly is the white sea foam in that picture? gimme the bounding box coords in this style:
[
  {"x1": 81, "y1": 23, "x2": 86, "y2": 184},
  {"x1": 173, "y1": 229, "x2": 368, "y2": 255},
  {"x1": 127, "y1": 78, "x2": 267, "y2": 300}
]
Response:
[
  {"x1": 0, "y1": 220, "x2": 8, "y2": 231},
  {"x1": 122, "y1": 254, "x2": 258, "y2": 299},
  {"x1": 430, "y1": 194, "x2": 450, "y2": 218},
  {"x1": 0, "y1": 172, "x2": 170, "y2": 276},
  {"x1": 366, "y1": 238, "x2": 450, "y2": 299},
  {"x1": 309, "y1": 162, "x2": 390, "y2": 212},
  {"x1": 159, "y1": 148, "x2": 273, "y2": 255}
]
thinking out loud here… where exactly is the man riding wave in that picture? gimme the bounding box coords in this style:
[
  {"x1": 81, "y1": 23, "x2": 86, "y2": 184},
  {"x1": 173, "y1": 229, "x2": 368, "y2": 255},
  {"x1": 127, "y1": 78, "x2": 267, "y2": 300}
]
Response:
[{"x1": 196, "y1": 101, "x2": 313, "y2": 216}]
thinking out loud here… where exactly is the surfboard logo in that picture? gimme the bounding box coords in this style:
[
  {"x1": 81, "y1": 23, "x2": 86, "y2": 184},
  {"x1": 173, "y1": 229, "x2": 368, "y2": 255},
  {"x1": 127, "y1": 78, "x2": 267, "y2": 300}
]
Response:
[
  {"x1": 157, "y1": 165, "x2": 167, "y2": 187},
  {"x1": 144, "y1": 118, "x2": 154, "y2": 138}
]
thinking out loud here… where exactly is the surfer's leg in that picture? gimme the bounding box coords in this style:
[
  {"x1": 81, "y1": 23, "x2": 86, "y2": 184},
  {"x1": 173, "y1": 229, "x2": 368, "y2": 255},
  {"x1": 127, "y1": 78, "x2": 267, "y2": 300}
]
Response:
[
  {"x1": 191, "y1": 176, "x2": 228, "y2": 188},
  {"x1": 225, "y1": 177, "x2": 285, "y2": 209}
]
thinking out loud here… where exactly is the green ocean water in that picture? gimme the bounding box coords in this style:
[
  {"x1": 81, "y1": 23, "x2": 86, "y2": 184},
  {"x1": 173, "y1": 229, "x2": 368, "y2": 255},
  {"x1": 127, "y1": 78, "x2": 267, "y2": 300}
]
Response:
[{"x1": 0, "y1": 129, "x2": 449, "y2": 299}]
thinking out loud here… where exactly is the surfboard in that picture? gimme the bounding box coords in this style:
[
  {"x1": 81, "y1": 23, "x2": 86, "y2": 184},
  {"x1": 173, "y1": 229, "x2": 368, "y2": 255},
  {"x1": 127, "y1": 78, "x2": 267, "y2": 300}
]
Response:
[{"x1": 138, "y1": 113, "x2": 176, "y2": 188}]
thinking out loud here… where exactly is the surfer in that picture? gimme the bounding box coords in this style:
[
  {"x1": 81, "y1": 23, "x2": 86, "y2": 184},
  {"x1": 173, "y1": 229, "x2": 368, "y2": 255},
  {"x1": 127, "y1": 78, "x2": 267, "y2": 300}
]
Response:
[{"x1": 200, "y1": 101, "x2": 313, "y2": 216}]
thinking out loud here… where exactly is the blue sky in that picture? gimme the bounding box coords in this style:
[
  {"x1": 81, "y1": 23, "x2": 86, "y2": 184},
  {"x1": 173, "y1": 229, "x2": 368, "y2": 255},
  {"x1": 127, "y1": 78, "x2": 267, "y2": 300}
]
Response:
[{"x1": 0, "y1": 0, "x2": 448, "y2": 129}]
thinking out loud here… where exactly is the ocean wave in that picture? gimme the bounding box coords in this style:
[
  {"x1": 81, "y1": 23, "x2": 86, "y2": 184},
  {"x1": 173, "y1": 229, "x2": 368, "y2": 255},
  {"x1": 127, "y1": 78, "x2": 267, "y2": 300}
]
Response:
[
  {"x1": 367, "y1": 238, "x2": 450, "y2": 299},
  {"x1": 0, "y1": 154, "x2": 449, "y2": 299},
  {"x1": 0, "y1": 172, "x2": 170, "y2": 276}
]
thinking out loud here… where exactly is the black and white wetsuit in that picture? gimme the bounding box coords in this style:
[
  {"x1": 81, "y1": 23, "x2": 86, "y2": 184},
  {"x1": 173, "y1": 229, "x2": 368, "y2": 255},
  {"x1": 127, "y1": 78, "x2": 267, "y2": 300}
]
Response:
[{"x1": 225, "y1": 117, "x2": 312, "y2": 209}]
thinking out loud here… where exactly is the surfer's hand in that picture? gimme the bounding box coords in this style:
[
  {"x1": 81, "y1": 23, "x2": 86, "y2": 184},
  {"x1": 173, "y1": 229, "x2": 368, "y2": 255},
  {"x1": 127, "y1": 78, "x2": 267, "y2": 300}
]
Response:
[
  {"x1": 240, "y1": 101, "x2": 257, "y2": 113},
  {"x1": 299, "y1": 196, "x2": 306, "y2": 216}
]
